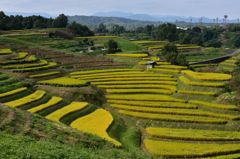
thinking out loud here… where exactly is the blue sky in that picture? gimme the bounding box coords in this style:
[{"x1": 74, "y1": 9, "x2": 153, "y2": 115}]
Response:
[{"x1": 0, "y1": 0, "x2": 239, "y2": 18}]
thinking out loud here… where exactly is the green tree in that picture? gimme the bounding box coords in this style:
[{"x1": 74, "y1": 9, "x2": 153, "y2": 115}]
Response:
[
  {"x1": 53, "y1": 14, "x2": 68, "y2": 28},
  {"x1": 110, "y1": 25, "x2": 126, "y2": 35},
  {"x1": 106, "y1": 39, "x2": 119, "y2": 53},
  {"x1": 232, "y1": 34, "x2": 240, "y2": 48},
  {"x1": 96, "y1": 23, "x2": 108, "y2": 33},
  {"x1": 161, "y1": 43, "x2": 188, "y2": 66},
  {"x1": 68, "y1": 22, "x2": 94, "y2": 36},
  {"x1": 152, "y1": 23, "x2": 177, "y2": 42}
]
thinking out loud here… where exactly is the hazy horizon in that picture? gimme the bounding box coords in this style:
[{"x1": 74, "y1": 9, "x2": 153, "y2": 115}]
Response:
[{"x1": 0, "y1": 0, "x2": 239, "y2": 19}]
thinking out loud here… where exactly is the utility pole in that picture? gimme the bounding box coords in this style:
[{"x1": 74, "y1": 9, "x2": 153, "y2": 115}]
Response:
[
  {"x1": 224, "y1": 15, "x2": 228, "y2": 25},
  {"x1": 190, "y1": 18, "x2": 192, "y2": 28},
  {"x1": 199, "y1": 17, "x2": 203, "y2": 26}
]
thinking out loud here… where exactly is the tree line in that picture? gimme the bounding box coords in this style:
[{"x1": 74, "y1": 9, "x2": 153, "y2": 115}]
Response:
[
  {"x1": 0, "y1": 11, "x2": 94, "y2": 37},
  {"x1": 95, "y1": 23, "x2": 240, "y2": 48},
  {"x1": 0, "y1": 11, "x2": 68, "y2": 30}
]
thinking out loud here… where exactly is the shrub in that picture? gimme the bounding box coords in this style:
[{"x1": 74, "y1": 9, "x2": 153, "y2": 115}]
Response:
[
  {"x1": 68, "y1": 22, "x2": 94, "y2": 36},
  {"x1": 106, "y1": 39, "x2": 120, "y2": 53}
]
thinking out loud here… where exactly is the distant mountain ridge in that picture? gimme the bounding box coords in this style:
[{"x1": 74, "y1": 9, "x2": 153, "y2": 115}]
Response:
[
  {"x1": 68, "y1": 15, "x2": 160, "y2": 28},
  {"x1": 4, "y1": 11, "x2": 55, "y2": 18},
  {"x1": 4, "y1": 11, "x2": 239, "y2": 26},
  {"x1": 93, "y1": 11, "x2": 239, "y2": 23}
]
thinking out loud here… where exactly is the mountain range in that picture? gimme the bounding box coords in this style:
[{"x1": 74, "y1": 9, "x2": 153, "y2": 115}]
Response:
[
  {"x1": 4, "y1": 11, "x2": 239, "y2": 26},
  {"x1": 93, "y1": 11, "x2": 239, "y2": 23}
]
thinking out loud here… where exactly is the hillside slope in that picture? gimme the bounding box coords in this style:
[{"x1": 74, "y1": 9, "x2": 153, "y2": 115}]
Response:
[{"x1": 0, "y1": 104, "x2": 149, "y2": 159}]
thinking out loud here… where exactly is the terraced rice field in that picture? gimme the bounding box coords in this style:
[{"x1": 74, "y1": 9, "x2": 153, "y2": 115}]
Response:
[
  {"x1": 38, "y1": 77, "x2": 88, "y2": 87},
  {"x1": 146, "y1": 127, "x2": 240, "y2": 141},
  {"x1": 70, "y1": 108, "x2": 122, "y2": 147},
  {"x1": 144, "y1": 139, "x2": 240, "y2": 158},
  {"x1": 0, "y1": 48, "x2": 12, "y2": 55},
  {"x1": 68, "y1": 64, "x2": 240, "y2": 158},
  {"x1": 0, "y1": 47, "x2": 239, "y2": 158},
  {"x1": 0, "y1": 71, "x2": 121, "y2": 147},
  {"x1": 218, "y1": 54, "x2": 240, "y2": 72},
  {"x1": 0, "y1": 51, "x2": 59, "y2": 73}
]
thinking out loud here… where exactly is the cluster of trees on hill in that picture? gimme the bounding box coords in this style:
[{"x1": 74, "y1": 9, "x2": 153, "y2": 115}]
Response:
[
  {"x1": 94, "y1": 23, "x2": 240, "y2": 48},
  {"x1": 95, "y1": 23, "x2": 126, "y2": 35},
  {"x1": 0, "y1": 11, "x2": 68, "y2": 30},
  {"x1": 131, "y1": 23, "x2": 223, "y2": 47},
  {"x1": 0, "y1": 11, "x2": 94, "y2": 37},
  {"x1": 1, "y1": 10, "x2": 240, "y2": 48}
]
